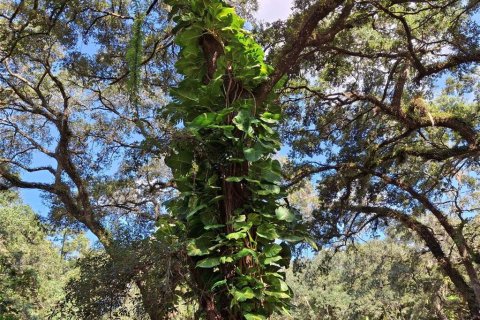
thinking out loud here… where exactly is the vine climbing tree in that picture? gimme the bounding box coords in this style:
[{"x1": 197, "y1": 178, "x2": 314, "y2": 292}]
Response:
[{"x1": 161, "y1": 0, "x2": 315, "y2": 318}]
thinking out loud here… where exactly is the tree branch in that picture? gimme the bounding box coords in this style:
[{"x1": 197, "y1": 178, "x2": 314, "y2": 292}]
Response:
[{"x1": 254, "y1": 0, "x2": 346, "y2": 104}]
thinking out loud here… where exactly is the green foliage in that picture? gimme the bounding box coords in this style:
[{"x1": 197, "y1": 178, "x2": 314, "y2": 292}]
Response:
[
  {"x1": 126, "y1": 10, "x2": 145, "y2": 106},
  {"x1": 276, "y1": 240, "x2": 466, "y2": 320},
  {"x1": 62, "y1": 230, "x2": 189, "y2": 319},
  {"x1": 162, "y1": 0, "x2": 313, "y2": 318},
  {"x1": 3, "y1": 0, "x2": 480, "y2": 318},
  {"x1": 0, "y1": 192, "x2": 71, "y2": 320}
]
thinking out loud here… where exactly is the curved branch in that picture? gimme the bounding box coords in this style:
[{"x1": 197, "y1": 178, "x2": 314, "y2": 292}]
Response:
[
  {"x1": 350, "y1": 205, "x2": 478, "y2": 313},
  {"x1": 255, "y1": 0, "x2": 346, "y2": 104}
]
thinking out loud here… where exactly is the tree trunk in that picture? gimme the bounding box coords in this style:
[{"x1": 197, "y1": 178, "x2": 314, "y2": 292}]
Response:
[
  {"x1": 136, "y1": 280, "x2": 164, "y2": 320},
  {"x1": 189, "y1": 32, "x2": 252, "y2": 320},
  {"x1": 200, "y1": 294, "x2": 223, "y2": 320}
]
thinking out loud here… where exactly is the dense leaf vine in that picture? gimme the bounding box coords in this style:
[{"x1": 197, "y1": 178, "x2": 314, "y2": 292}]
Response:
[{"x1": 160, "y1": 0, "x2": 313, "y2": 318}]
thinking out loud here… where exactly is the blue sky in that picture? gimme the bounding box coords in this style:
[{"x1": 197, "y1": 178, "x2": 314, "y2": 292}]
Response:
[
  {"x1": 256, "y1": 0, "x2": 293, "y2": 22},
  {"x1": 20, "y1": 152, "x2": 56, "y2": 217}
]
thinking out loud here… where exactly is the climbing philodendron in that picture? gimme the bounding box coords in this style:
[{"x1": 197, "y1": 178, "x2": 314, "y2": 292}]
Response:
[{"x1": 161, "y1": 1, "x2": 313, "y2": 318}]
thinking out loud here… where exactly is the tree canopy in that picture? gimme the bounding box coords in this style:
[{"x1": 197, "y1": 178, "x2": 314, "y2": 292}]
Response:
[
  {"x1": 0, "y1": 192, "x2": 73, "y2": 319},
  {"x1": 1, "y1": 0, "x2": 480, "y2": 319}
]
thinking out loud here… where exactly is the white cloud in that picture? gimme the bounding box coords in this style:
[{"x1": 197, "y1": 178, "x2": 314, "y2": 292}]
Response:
[{"x1": 255, "y1": 0, "x2": 294, "y2": 22}]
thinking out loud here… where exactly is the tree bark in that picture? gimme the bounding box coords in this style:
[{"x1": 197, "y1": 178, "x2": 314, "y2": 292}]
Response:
[{"x1": 136, "y1": 280, "x2": 164, "y2": 320}]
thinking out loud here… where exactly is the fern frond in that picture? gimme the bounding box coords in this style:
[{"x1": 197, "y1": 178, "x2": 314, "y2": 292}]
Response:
[{"x1": 126, "y1": 11, "x2": 145, "y2": 106}]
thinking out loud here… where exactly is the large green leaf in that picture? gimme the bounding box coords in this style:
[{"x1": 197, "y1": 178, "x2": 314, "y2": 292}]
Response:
[
  {"x1": 196, "y1": 257, "x2": 221, "y2": 268},
  {"x1": 187, "y1": 236, "x2": 212, "y2": 256},
  {"x1": 256, "y1": 224, "x2": 279, "y2": 240},
  {"x1": 226, "y1": 230, "x2": 247, "y2": 240},
  {"x1": 175, "y1": 26, "x2": 202, "y2": 47},
  {"x1": 264, "y1": 291, "x2": 290, "y2": 299},
  {"x1": 225, "y1": 176, "x2": 247, "y2": 182},
  {"x1": 186, "y1": 204, "x2": 207, "y2": 220},
  {"x1": 263, "y1": 243, "x2": 282, "y2": 258},
  {"x1": 234, "y1": 248, "x2": 258, "y2": 261},
  {"x1": 211, "y1": 279, "x2": 227, "y2": 290},
  {"x1": 244, "y1": 142, "x2": 269, "y2": 162},
  {"x1": 260, "y1": 112, "x2": 281, "y2": 124},
  {"x1": 244, "y1": 314, "x2": 266, "y2": 320},
  {"x1": 271, "y1": 278, "x2": 289, "y2": 292},
  {"x1": 189, "y1": 112, "x2": 217, "y2": 129},
  {"x1": 233, "y1": 109, "x2": 252, "y2": 132},
  {"x1": 257, "y1": 183, "x2": 281, "y2": 195},
  {"x1": 171, "y1": 86, "x2": 200, "y2": 103},
  {"x1": 264, "y1": 255, "x2": 283, "y2": 265},
  {"x1": 280, "y1": 235, "x2": 304, "y2": 243},
  {"x1": 233, "y1": 287, "x2": 256, "y2": 302},
  {"x1": 220, "y1": 256, "x2": 234, "y2": 264},
  {"x1": 165, "y1": 150, "x2": 193, "y2": 174},
  {"x1": 257, "y1": 160, "x2": 282, "y2": 183},
  {"x1": 275, "y1": 207, "x2": 295, "y2": 223}
]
